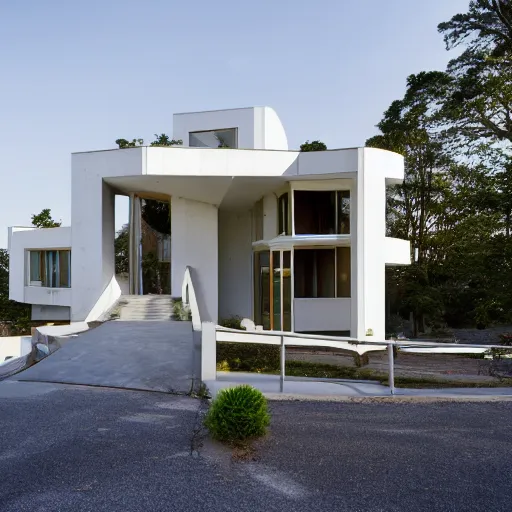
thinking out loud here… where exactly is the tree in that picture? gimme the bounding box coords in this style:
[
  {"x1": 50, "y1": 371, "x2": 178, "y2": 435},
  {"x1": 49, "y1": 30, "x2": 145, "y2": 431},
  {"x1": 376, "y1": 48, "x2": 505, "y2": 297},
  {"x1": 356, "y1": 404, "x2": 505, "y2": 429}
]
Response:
[
  {"x1": 366, "y1": 70, "x2": 503, "y2": 333},
  {"x1": 114, "y1": 224, "x2": 129, "y2": 275},
  {"x1": 0, "y1": 249, "x2": 30, "y2": 332},
  {"x1": 438, "y1": 1, "x2": 512, "y2": 147},
  {"x1": 300, "y1": 140, "x2": 327, "y2": 152},
  {"x1": 31, "y1": 209, "x2": 61, "y2": 228}
]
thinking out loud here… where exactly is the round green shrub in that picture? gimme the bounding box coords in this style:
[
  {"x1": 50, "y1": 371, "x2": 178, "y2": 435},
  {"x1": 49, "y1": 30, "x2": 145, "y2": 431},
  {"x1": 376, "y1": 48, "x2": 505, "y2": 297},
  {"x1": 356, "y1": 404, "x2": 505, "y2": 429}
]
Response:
[{"x1": 204, "y1": 385, "x2": 270, "y2": 442}]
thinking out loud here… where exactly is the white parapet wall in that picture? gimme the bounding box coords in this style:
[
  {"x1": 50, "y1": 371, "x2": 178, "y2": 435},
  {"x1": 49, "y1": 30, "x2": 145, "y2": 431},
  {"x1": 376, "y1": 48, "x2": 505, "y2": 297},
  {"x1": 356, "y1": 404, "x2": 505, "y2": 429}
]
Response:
[{"x1": 0, "y1": 336, "x2": 32, "y2": 364}]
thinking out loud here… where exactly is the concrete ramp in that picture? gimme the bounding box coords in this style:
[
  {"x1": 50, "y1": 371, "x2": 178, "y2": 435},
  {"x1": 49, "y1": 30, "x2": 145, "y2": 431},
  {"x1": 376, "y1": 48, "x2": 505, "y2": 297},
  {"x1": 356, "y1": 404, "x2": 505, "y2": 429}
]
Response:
[{"x1": 13, "y1": 321, "x2": 199, "y2": 394}]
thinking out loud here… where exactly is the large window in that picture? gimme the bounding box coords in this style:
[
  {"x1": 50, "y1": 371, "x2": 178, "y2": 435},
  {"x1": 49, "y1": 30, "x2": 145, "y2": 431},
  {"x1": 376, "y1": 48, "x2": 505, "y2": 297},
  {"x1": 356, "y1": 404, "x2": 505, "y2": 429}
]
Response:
[
  {"x1": 29, "y1": 250, "x2": 71, "y2": 288},
  {"x1": 294, "y1": 190, "x2": 350, "y2": 235},
  {"x1": 189, "y1": 128, "x2": 238, "y2": 149},
  {"x1": 294, "y1": 247, "x2": 350, "y2": 298}
]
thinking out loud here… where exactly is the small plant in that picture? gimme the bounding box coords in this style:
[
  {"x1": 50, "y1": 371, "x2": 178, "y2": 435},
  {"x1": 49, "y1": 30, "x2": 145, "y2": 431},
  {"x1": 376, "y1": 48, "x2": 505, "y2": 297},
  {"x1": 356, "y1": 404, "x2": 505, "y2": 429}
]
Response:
[
  {"x1": 219, "y1": 316, "x2": 246, "y2": 330},
  {"x1": 353, "y1": 353, "x2": 370, "y2": 367},
  {"x1": 172, "y1": 298, "x2": 191, "y2": 321},
  {"x1": 204, "y1": 385, "x2": 270, "y2": 442}
]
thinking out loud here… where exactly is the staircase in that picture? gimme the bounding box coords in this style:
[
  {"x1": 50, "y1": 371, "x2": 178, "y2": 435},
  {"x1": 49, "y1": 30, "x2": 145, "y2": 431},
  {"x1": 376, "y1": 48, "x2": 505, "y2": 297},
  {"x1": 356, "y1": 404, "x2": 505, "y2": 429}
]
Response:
[{"x1": 117, "y1": 295, "x2": 174, "y2": 321}]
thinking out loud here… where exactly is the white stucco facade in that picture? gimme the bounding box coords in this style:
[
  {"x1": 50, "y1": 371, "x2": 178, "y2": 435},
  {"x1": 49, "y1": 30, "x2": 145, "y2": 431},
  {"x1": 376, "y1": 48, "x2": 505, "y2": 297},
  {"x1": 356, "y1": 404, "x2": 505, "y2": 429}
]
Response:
[{"x1": 8, "y1": 106, "x2": 410, "y2": 339}]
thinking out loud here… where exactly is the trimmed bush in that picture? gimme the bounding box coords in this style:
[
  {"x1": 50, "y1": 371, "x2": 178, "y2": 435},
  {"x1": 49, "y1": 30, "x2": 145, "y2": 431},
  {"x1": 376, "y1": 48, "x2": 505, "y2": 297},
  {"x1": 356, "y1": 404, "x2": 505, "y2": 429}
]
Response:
[
  {"x1": 204, "y1": 385, "x2": 270, "y2": 442},
  {"x1": 219, "y1": 316, "x2": 246, "y2": 330},
  {"x1": 217, "y1": 342, "x2": 280, "y2": 372}
]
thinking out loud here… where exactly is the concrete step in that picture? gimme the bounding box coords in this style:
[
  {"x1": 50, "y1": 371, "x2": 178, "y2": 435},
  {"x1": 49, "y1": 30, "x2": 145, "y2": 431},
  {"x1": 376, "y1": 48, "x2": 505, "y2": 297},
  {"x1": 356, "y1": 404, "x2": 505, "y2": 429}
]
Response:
[{"x1": 117, "y1": 294, "x2": 174, "y2": 321}]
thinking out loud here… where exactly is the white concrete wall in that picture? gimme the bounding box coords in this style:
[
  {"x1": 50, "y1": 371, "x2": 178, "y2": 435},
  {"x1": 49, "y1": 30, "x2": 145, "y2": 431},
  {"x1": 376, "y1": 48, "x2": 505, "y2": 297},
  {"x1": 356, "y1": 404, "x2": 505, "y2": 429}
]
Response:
[
  {"x1": 293, "y1": 298, "x2": 351, "y2": 332},
  {"x1": 0, "y1": 336, "x2": 32, "y2": 363},
  {"x1": 8, "y1": 227, "x2": 72, "y2": 304},
  {"x1": 173, "y1": 106, "x2": 288, "y2": 150},
  {"x1": 31, "y1": 304, "x2": 71, "y2": 321},
  {"x1": 218, "y1": 210, "x2": 253, "y2": 320},
  {"x1": 297, "y1": 149, "x2": 359, "y2": 176},
  {"x1": 384, "y1": 237, "x2": 411, "y2": 265},
  {"x1": 262, "y1": 194, "x2": 278, "y2": 240},
  {"x1": 71, "y1": 148, "x2": 143, "y2": 320},
  {"x1": 171, "y1": 197, "x2": 219, "y2": 322},
  {"x1": 25, "y1": 287, "x2": 72, "y2": 307},
  {"x1": 146, "y1": 146, "x2": 299, "y2": 178},
  {"x1": 356, "y1": 148, "x2": 406, "y2": 340},
  {"x1": 260, "y1": 107, "x2": 288, "y2": 150}
]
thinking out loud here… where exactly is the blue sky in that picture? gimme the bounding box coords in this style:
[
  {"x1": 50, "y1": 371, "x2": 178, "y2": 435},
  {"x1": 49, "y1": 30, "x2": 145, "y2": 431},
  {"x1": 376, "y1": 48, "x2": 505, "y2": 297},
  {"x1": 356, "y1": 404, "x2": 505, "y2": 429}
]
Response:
[{"x1": 0, "y1": 0, "x2": 468, "y2": 248}]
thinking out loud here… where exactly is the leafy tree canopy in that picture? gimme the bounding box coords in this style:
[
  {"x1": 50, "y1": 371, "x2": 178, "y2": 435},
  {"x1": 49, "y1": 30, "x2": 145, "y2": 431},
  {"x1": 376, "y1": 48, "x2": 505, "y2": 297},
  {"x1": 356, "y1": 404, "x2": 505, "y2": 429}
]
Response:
[
  {"x1": 300, "y1": 140, "x2": 327, "y2": 152},
  {"x1": 31, "y1": 209, "x2": 61, "y2": 228}
]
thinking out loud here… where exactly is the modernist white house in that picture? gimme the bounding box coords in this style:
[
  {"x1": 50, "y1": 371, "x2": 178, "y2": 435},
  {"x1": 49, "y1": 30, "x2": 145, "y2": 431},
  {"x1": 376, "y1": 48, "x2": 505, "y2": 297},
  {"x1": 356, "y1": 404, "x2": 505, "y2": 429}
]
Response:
[{"x1": 8, "y1": 106, "x2": 410, "y2": 340}]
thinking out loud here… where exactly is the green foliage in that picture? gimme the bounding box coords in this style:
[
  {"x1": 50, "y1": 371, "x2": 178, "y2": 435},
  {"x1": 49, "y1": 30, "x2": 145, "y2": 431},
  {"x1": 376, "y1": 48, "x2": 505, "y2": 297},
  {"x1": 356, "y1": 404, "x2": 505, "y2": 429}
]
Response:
[
  {"x1": 353, "y1": 353, "x2": 370, "y2": 367},
  {"x1": 142, "y1": 251, "x2": 163, "y2": 295},
  {"x1": 217, "y1": 342, "x2": 280, "y2": 373},
  {"x1": 31, "y1": 209, "x2": 61, "y2": 228},
  {"x1": 0, "y1": 249, "x2": 31, "y2": 327},
  {"x1": 300, "y1": 140, "x2": 327, "y2": 152},
  {"x1": 204, "y1": 385, "x2": 270, "y2": 442},
  {"x1": 142, "y1": 199, "x2": 170, "y2": 235},
  {"x1": 114, "y1": 224, "x2": 129, "y2": 275},
  {"x1": 115, "y1": 138, "x2": 144, "y2": 148},
  {"x1": 150, "y1": 134, "x2": 183, "y2": 146},
  {"x1": 438, "y1": 1, "x2": 512, "y2": 147},
  {"x1": 172, "y1": 298, "x2": 191, "y2": 321},
  {"x1": 219, "y1": 316, "x2": 245, "y2": 330},
  {"x1": 368, "y1": 14, "x2": 512, "y2": 332}
]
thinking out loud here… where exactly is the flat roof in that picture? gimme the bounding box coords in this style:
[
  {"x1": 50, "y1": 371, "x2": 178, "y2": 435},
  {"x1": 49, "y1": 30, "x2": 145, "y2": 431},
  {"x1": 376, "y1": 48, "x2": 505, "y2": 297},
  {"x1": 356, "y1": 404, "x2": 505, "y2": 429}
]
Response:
[{"x1": 71, "y1": 146, "x2": 361, "y2": 155}]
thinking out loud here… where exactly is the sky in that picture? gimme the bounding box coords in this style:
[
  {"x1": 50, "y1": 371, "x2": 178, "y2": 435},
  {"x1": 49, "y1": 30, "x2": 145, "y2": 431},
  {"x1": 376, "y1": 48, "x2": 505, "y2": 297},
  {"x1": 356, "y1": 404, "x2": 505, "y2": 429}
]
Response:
[{"x1": 0, "y1": 0, "x2": 469, "y2": 249}]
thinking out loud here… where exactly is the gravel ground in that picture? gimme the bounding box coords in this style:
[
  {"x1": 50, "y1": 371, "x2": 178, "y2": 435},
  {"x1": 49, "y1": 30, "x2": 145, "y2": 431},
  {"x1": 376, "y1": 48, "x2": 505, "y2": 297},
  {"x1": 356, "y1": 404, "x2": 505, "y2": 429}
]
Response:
[{"x1": 2, "y1": 381, "x2": 512, "y2": 511}]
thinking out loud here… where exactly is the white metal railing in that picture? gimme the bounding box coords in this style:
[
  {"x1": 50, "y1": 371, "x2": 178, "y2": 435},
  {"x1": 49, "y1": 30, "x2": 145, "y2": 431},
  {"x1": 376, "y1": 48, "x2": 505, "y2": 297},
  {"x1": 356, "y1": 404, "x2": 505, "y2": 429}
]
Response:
[
  {"x1": 182, "y1": 266, "x2": 201, "y2": 330},
  {"x1": 207, "y1": 325, "x2": 512, "y2": 395}
]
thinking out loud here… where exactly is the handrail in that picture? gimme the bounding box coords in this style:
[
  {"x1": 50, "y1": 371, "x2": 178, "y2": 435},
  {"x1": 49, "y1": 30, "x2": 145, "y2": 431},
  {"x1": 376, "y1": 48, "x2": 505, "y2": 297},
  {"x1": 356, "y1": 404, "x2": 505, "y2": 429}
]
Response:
[
  {"x1": 213, "y1": 326, "x2": 512, "y2": 395},
  {"x1": 182, "y1": 266, "x2": 201, "y2": 330},
  {"x1": 215, "y1": 326, "x2": 509, "y2": 350}
]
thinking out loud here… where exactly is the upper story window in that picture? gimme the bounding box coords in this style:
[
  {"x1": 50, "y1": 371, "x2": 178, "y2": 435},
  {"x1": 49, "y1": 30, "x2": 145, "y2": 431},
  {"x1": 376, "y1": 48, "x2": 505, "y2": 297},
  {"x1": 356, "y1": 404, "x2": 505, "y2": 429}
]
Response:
[
  {"x1": 294, "y1": 190, "x2": 350, "y2": 235},
  {"x1": 189, "y1": 128, "x2": 238, "y2": 149},
  {"x1": 29, "y1": 250, "x2": 71, "y2": 288},
  {"x1": 278, "y1": 193, "x2": 290, "y2": 235}
]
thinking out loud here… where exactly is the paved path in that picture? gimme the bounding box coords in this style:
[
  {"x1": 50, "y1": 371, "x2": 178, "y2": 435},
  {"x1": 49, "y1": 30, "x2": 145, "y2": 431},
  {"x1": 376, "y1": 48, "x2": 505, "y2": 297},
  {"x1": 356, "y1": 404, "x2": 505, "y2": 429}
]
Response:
[
  {"x1": 1, "y1": 381, "x2": 511, "y2": 511},
  {"x1": 208, "y1": 371, "x2": 512, "y2": 399},
  {"x1": 13, "y1": 321, "x2": 199, "y2": 394}
]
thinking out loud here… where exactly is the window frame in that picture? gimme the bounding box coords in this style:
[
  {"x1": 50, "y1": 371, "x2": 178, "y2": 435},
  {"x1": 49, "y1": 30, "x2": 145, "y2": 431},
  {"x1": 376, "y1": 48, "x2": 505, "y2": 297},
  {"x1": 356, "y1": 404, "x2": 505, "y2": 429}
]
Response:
[
  {"x1": 27, "y1": 249, "x2": 71, "y2": 288},
  {"x1": 293, "y1": 190, "x2": 351, "y2": 236},
  {"x1": 188, "y1": 127, "x2": 238, "y2": 149},
  {"x1": 293, "y1": 247, "x2": 350, "y2": 299}
]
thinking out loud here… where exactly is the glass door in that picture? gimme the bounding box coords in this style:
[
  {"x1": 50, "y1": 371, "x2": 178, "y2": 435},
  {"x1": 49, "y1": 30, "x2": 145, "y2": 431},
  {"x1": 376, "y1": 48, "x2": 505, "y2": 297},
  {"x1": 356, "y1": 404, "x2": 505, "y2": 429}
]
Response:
[
  {"x1": 272, "y1": 252, "x2": 281, "y2": 330},
  {"x1": 255, "y1": 249, "x2": 292, "y2": 331},
  {"x1": 254, "y1": 251, "x2": 270, "y2": 330}
]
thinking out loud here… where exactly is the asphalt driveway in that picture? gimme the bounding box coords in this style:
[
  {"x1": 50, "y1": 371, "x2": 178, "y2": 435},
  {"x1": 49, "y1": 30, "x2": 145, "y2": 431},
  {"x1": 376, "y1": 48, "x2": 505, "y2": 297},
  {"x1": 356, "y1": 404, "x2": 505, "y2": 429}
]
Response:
[{"x1": 1, "y1": 381, "x2": 511, "y2": 511}]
